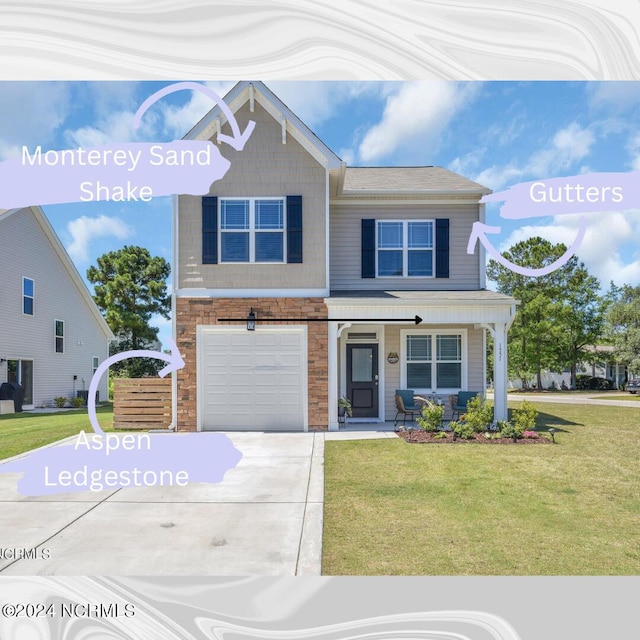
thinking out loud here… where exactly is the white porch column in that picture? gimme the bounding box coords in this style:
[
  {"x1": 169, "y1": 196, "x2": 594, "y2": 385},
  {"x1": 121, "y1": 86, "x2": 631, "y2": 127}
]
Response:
[
  {"x1": 328, "y1": 321, "x2": 339, "y2": 431},
  {"x1": 493, "y1": 322, "x2": 508, "y2": 421}
]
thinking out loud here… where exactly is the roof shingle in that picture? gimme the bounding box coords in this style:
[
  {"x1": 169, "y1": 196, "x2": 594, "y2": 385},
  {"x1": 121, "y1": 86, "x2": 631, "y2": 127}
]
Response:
[{"x1": 342, "y1": 166, "x2": 490, "y2": 194}]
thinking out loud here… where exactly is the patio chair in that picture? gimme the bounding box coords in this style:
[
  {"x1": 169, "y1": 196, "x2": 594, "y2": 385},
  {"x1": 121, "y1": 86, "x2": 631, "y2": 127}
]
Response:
[
  {"x1": 394, "y1": 389, "x2": 422, "y2": 427},
  {"x1": 450, "y1": 391, "x2": 479, "y2": 420}
]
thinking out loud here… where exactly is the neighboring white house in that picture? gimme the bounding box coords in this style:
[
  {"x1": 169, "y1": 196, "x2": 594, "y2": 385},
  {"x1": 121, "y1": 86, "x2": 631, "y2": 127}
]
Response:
[{"x1": 0, "y1": 206, "x2": 113, "y2": 409}]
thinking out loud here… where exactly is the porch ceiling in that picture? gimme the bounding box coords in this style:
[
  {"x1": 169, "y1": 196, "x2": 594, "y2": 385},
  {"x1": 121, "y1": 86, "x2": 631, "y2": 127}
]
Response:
[{"x1": 325, "y1": 290, "x2": 517, "y2": 324}]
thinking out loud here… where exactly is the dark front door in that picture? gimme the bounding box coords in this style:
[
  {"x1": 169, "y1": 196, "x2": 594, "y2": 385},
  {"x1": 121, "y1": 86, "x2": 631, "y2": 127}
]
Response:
[{"x1": 346, "y1": 344, "x2": 379, "y2": 418}]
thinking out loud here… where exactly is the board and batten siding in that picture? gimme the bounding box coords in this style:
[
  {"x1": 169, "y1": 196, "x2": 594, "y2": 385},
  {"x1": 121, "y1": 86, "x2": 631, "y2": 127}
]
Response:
[
  {"x1": 330, "y1": 203, "x2": 481, "y2": 290},
  {"x1": 383, "y1": 324, "x2": 485, "y2": 421},
  {"x1": 178, "y1": 101, "x2": 327, "y2": 291},
  {"x1": 0, "y1": 208, "x2": 109, "y2": 406}
]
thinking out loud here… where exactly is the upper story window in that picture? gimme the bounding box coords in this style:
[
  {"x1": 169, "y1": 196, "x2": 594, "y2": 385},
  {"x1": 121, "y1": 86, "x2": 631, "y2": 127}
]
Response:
[
  {"x1": 55, "y1": 320, "x2": 64, "y2": 353},
  {"x1": 377, "y1": 220, "x2": 434, "y2": 277},
  {"x1": 220, "y1": 198, "x2": 285, "y2": 263},
  {"x1": 23, "y1": 277, "x2": 34, "y2": 315}
]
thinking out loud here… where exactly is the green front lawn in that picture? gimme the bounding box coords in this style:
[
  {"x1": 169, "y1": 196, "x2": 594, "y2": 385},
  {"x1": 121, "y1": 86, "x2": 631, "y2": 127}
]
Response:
[
  {"x1": 0, "y1": 405, "x2": 114, "y2": 460},
  {"x1": 323, "y1": 403, "x2": 640, "y2": 575}
]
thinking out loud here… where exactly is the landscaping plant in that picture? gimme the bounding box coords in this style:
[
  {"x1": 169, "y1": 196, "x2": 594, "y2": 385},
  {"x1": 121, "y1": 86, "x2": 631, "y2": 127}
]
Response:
[
  {"x1": 416, "y1": 401, "x2": 444, "y2": 433},
  {"x1": 462, "y1": 395, "x2": 494, "y2": 432},
  {"x1": 451, "y1": 420, "x2": 474, "y2": 439},
  {"x1": 512, "y1": 400, "x2": 538, "y2": 433}
]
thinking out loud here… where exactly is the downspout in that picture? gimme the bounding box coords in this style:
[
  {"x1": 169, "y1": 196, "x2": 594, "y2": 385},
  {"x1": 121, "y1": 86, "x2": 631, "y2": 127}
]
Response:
[{"x1": 171, "y1": 193, "x2": 179, "y2": 431}]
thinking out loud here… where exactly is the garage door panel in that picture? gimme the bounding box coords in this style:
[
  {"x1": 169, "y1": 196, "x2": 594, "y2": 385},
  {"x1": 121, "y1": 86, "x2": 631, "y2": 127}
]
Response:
[{"x1": 199, "y1": 327, "x2": 307, "y2": 431}]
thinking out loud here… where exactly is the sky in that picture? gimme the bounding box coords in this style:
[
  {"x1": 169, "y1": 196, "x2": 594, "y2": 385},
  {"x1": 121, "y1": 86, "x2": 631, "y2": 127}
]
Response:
[{"x1": 1, "y1": 80, "x2": 639, "y2": 348}]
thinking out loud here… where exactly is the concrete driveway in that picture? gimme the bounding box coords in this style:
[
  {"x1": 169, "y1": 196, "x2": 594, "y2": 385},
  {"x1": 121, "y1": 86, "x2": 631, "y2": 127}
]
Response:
[{"x1": 0, "y1": 432, "x2": 325, "y2": 576}]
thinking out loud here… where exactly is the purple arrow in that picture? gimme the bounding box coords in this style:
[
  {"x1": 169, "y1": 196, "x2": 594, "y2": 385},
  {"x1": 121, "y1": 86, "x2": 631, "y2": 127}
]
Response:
[
  {"x1": 134, "y1": 81, "x2": 256, "y2": 151},
  {"x1": 88, "y1": 337, "x2": 185, "y2": 436},
  {"x1": 467, "y1": 216, "x2": 588, "y2": 277}
]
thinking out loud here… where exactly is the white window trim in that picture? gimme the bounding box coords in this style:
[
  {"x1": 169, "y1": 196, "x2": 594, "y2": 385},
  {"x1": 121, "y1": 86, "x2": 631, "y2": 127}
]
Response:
[
  {"x1": 376, "y1": 219, "x2": 435, "y2": 278},
  {"x1": 22, "y1": 276, "x2": 34, "y2": 316},
  {"x1": 92, "y1": 356, "x2": 100, "y2": 377},
  {"x1": 218, "y1": 196, "x2": 287, "y2": 264},
  {"x1": 400, "y1": 328, "x2": 468, "y2": 394},
  {"x1": 54, "y1": 319, "x2": 65, "y2": 354}
]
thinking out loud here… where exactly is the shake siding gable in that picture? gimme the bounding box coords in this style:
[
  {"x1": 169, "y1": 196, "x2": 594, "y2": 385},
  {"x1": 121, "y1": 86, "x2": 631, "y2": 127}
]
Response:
[{"x1": 178, "y1": 101, "x2": 326, "y2": 290}]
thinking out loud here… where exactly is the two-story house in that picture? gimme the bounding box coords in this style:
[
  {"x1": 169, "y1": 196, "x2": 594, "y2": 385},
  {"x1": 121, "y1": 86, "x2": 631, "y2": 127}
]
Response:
[
  {"x1": 0, "y1": 205, "x2": 113, "y2": 409},
  {"x1": 173, "y1": 81, "x2": 516, "y2": 432}
]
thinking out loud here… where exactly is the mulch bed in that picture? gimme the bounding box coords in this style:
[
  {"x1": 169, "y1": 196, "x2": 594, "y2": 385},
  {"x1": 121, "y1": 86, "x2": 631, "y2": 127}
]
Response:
[{"x1": 395, "y1": 430, "x2": 552, "y2": 444}]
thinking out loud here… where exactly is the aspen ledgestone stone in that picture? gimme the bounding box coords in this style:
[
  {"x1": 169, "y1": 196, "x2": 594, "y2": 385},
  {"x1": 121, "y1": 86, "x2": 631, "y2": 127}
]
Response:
[{"x1": 175, "y1": 297, "x2": 329, "y2": 431}]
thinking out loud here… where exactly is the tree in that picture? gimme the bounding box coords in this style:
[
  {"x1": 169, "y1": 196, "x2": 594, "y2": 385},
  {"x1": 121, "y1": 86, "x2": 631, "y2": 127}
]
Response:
[
  {"x1": 487, "y1": 237, "x2": 605, "y2": 389},
  {"x1": 606, "y1": 283, "x2": 640, "y2": 375},
  {"x1": 553, "y1": 264, "x2": 605, "y2": 388},
  {"x1": 87, "y1": 246, "x2": 171, "y2": 377}
]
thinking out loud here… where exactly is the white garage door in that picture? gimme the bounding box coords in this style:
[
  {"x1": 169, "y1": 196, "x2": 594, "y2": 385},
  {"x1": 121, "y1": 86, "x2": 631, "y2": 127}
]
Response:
[{"x1": 198, "y1": 326, "x2": 307, "y2": 431}]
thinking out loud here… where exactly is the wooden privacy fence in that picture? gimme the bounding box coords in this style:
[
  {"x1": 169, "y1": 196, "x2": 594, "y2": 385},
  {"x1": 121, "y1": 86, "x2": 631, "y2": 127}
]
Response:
[{"x1": 113, "y1": 378, "x2": 172, "y2": 430}]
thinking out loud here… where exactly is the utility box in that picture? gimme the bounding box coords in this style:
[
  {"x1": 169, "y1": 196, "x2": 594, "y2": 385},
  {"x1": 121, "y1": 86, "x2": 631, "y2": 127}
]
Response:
[
  {"x1": 0, "y1": 382, "x2": 24, "y2": 412},
  {"x1": 76, "y1": 390, "x2": 99, "y2": 405}
]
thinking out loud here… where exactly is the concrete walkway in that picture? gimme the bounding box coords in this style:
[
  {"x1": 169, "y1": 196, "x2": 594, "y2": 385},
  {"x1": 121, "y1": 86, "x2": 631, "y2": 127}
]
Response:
[{"x1": 494, "y1": 392, "x2": 640, "y2": 408}]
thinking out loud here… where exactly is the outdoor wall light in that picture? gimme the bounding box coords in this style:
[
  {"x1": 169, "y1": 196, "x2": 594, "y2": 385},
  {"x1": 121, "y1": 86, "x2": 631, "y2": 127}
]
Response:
[
  {"x1": 0, "y1": 359, "x2": 5, "y2": 363},
  {"x1": 247, "y1": 308, "x2": 256, "y2": 331},
  {"x1": 549, "y1": 428, "x2": 556, "y2": 443}
]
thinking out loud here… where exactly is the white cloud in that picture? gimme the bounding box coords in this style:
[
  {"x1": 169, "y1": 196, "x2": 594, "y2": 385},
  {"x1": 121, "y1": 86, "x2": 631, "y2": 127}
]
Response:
[
  {"x1": 588, "y1": 82, "x2": 640, "y2": 113},
  {"x1": 358, "y1": 82, "x2": 478, "y2": 163},
  {"x1": 66, "y1": 215, "x2": 133, "y2": 263},
  {"x1": 159, "y1": 81, "x2": 237, "y2": 139},
  {"x1": 499, "y1": 211, "x2": 640, "y2": 287},
  {"x1": 338, "y1": 147, "x2": 355, "y2": 165},
  {"x1": 627, "y1": 133, "x2": 640, "y2": 170},
  {"x1": 0, "y1": 82, "x2": 71, "y2": 160},
  {"x1": 474, "y1": 122, "x2": 595, "y2": 190},
  {"x1": 527, "y1": 122, "x2": 595, "y2": 176},
  {"x1": 269, "y1": 81, "x2": 389, "y2": 128},
  {"x1": 64, "y1": 109, "x2": 157, "y2": 147}
]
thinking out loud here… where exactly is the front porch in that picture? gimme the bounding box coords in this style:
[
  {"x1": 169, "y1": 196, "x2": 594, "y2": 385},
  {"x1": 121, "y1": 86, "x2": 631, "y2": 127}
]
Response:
[{"x1": 325, "y1": 290, "x2": 517, "y2": 431}]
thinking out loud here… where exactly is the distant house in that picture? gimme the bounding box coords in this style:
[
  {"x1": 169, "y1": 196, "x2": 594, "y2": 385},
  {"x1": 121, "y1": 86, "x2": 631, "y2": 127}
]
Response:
[
  {"x1": 173, "y1": 81, "x2": 517, "y2": 431},
  {"x1": 508, "y1": 345, "x2": 628, "y2": 390},
  {"x1": 0, "y1": 206, "x2": 113, "y2": 408}
]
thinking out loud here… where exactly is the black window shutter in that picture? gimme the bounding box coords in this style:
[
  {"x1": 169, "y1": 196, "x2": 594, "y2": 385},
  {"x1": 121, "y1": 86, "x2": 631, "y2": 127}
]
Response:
[
  {"x1": 435, "y1": 218, "x2": 449, "y2": 278},
  {"x1": 286, "y1": 195, "x2": 303, "y2": 263},
  {"x1": 361, "y1": 219, "x2": 375, "y2": 278},
  {"x1": 202, "y1": 196, "x2": 218, "y2": 264}
]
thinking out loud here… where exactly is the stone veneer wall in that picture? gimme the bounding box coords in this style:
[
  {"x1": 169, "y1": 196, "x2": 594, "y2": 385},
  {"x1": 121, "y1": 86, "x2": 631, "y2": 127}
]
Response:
[{"x1": 175, "y1": 297, "x2": 329, "y2": 431}]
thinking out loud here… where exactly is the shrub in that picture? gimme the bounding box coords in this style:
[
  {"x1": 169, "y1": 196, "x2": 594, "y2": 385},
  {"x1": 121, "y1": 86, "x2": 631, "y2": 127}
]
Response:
[
  {"x1": 498, "y1": 420, "x2": 522, "y2": 439},
  {"x1": 576, "y1": 375, "x2": 613, "y2": 390},
  {"x1": 53, "y1": 396, "x2": 67, "y2": 408},
  {"x1": 463, "y1": 395, "x2": 494, "y2": 432},
  {"x1": 451, "y1": 420, "x2": 474, "y2": 439},
  {"x1": 512, "y1": 400, "x2": 538, "y2": 433},
  {"x1": 417, "y1": 401, "x2": 445, "y2": 433},
  {"x1": 70, "y1": 396, "x2": 84, "y2": 408}
]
